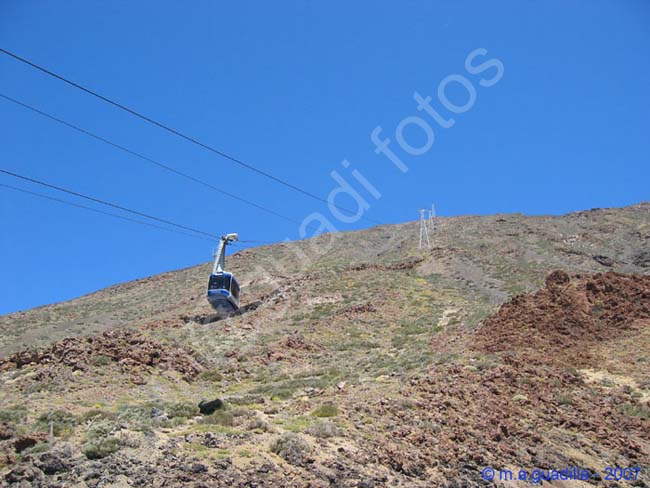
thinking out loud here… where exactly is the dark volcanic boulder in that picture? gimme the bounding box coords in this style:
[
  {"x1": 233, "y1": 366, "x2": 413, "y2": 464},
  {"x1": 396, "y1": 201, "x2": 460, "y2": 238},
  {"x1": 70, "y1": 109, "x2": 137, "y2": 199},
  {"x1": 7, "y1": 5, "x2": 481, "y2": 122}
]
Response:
[
  {"x1": 545, "y1": 270, "x2": 570, "y2": 287},
  {"x1": 632, "y1": 250, "x2": 650, "y2": 268},
  {"x1": 0, "y1": 422, "x2": 15, "y2": 440},
  {"x1": 5, "y1": 465, "x2": 44, "y2": 484},
  {"x1": 593, "y1": 255, "x2": 615, "y2": 267},
  {"x1": 36, "y1": 451, "x2": 70, "y2": 475},
  {"x1": 198, "y1": 398, "x2": 224, "y2": 415}
]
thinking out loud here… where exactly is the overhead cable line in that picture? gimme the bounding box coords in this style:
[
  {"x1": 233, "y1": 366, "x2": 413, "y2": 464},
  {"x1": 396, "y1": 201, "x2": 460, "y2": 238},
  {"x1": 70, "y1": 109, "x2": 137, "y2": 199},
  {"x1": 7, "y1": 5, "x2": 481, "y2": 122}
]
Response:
[
  {"x1": 0, "y1": 47, "x2": 381, "y2": 225},
  {"x1": 0, "y1": 92, "x2": 301, "y2": 227},
  {"x1": 2, "y1": 182, "x2": 278, "y2": 246},
  {"x1": 0, "y1": 168, "x2": 218, "y2": 239},
  {"x1": 0, "y1": 183, "x2": 214, "y2": 242}
]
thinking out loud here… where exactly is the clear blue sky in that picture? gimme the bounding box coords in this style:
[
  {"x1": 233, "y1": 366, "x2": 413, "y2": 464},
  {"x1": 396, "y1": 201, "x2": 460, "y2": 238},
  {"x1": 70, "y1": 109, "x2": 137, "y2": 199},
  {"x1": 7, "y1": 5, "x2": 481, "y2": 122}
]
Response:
[{"x1": 1, "y1": 1, "x2": 648, "y2": 314}]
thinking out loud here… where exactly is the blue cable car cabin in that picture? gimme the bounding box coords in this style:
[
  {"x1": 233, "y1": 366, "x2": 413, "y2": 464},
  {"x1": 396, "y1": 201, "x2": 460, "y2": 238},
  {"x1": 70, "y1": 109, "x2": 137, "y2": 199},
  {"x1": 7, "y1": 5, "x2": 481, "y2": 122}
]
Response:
[
  {"x1": 207, "y1": 233, "x2": 240, "y2": 314},
  {"x1": 207, "y1": 271, "x2": 240, "y2": 312}
]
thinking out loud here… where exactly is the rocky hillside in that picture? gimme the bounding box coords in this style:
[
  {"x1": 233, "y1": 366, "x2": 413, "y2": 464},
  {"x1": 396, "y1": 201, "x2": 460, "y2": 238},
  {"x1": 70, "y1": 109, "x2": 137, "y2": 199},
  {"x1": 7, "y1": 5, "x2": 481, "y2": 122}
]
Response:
[{"x1": 0, "y1": 203, "x2": 648, "y2": 487}]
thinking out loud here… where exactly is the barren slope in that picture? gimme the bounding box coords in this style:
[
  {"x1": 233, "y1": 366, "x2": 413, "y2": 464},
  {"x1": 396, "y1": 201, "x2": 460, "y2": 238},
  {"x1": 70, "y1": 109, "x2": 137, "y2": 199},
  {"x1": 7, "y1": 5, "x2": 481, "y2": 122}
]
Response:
[{"x1": 0, "y1": 203, "x2": 648, "y2": 487}]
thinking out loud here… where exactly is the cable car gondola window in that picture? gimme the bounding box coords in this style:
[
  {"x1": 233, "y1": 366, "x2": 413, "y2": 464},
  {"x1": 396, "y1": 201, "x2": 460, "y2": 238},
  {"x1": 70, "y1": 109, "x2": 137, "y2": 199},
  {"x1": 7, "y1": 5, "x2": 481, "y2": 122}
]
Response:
[
  {"x1": 223, "y1": 274, "x2": 232, "y2": 292},
  {"x1": 208, "y1": 275, "x2": 221, "y2": 290},
  {"x1": 231, "y1": 280, "x2": 240, "y2": 300},
  {"x1": 208, "y1": 274, "x2": 231, "y2": 291}
]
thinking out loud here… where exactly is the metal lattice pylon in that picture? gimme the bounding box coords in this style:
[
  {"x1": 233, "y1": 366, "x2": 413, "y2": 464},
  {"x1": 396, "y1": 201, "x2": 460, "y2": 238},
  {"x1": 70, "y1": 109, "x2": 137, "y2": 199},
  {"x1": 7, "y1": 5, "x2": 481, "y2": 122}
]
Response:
[
  {"x1": 419, "y1": 209, "x2": 431, "y2": 250},
  {"x1": 428, "y1": 204, "x2": 436, "y2": 231}
]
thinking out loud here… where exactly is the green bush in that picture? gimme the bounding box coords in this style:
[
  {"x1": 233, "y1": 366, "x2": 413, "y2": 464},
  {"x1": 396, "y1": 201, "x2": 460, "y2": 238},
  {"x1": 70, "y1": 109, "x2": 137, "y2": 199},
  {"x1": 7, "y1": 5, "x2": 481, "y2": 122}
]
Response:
[
  {"x1": 91, "y1": 354, "x2": 113, "y2": 366},
  {"x1": 22, "y1": 442, "x2": 50, "y2": 455},
  {"x1": 117, "y1": 405, "x2": 152, "y2": 432},
  {"x1": 34, "y1": 410, "x2": 77, "y2": 437},
  {"x1": 164, "y1": 402, "x2": 199, "y2": 419},
  {"x1": 116, "y1": 401, "x2": 199, "y2": 431},
  {"x1": 199, "y1": 410, "x2": 235, "y2": 426},
  {"x1": 83, "y1": 437, "x2": 122, "y2": 459},
  {"x1": 311, "y1": 403, "x2": 338, "y2": 418},
  {"x1": 86, "y1": 420, "x2": 116, "y2": 440},
  {"x1": 230, "y1": 407, "x2": 254, "y2": 418},
  {"x1": 246, "y1": 418, "x2": 273, "y2": 432},
  {"x1": 307, "y1": 420, "x2": 339, "y2": 438},
  {"x1": 270, "y1": 433, "x2": 311, "y2": 466},
  {"x1": 80, "y1": 409, "x2": 118, "y2": 424},
  {"x1": 0, "y1": 405, "x2": 28, "y2": 424},
  {"x1": 621, "y1": 402, "x2": 650, "y2": 420},
  {"x1": 82, "y1": 419, "x2": 123, "y2": 459}
]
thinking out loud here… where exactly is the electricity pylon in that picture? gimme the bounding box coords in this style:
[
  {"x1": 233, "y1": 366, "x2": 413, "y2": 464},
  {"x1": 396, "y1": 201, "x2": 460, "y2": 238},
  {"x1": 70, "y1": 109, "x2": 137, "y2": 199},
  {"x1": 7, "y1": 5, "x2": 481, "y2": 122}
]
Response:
[
  {"x1": 428, "y1": 204, "x2": 436, "y2": 231},
  {"x1": 419, "y1": 209, "x2": 431, "y2": 250}
]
